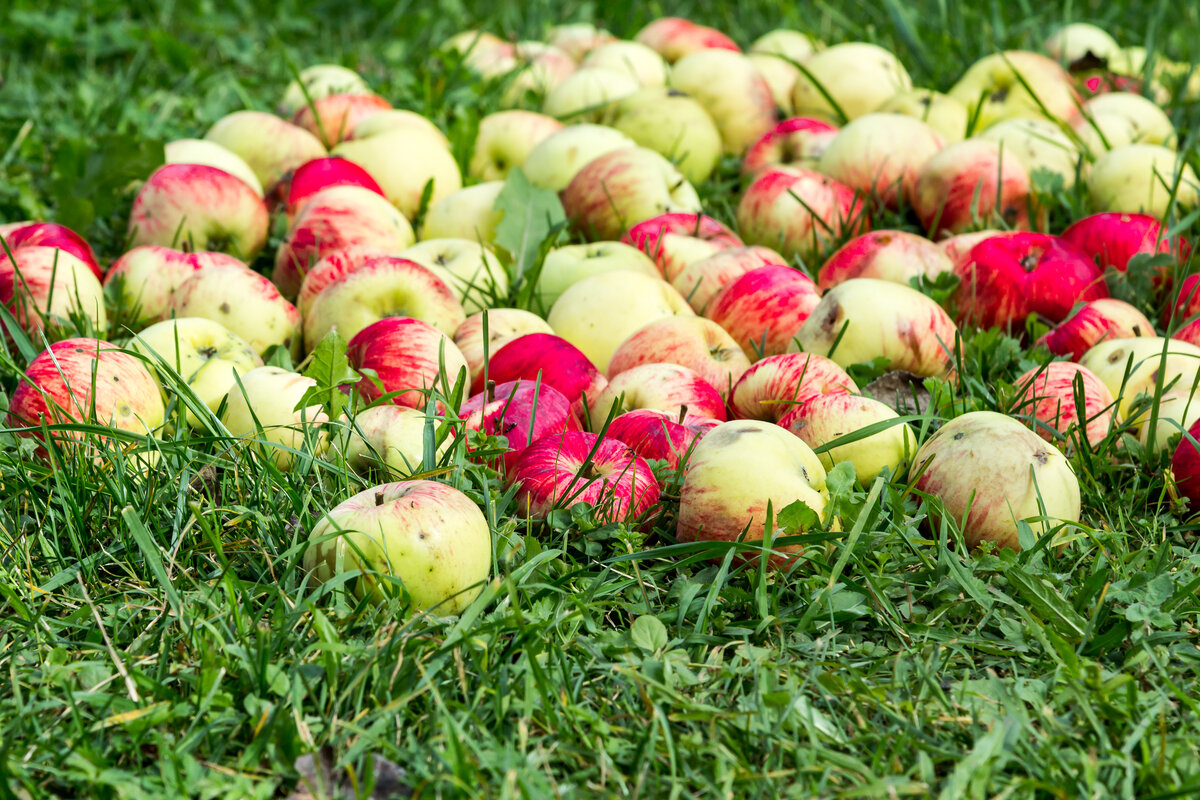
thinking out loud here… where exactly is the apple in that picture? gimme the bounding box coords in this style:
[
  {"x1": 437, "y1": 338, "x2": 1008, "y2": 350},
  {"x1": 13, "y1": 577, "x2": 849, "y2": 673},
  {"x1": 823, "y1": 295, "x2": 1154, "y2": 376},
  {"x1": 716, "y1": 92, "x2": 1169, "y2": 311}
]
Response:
[
  {"x1": 601, "y1": 87, "x2": 722, "y2": 184},
  {"x1": 633, "y1": 17, "x2": 740, "y2": 63},
  {"x1": 912, "y1": 139, "x2": 1036, "y2": 238},
  {"x1": 952, "y1": 232, "x2": 1108, "y2": 332},
  {"x1": 748, "y1": 30, "x2": 820, "y2": 113},
  {"x1": 204, "y1": 111, "x2": 326, "y2": 197},
  {"x1": 2, "y1": 222, "x2": 101, "y2": 281},
  {"x1": 507, "y1": 431, "x2": 661, "y2": 523},
  {"x1": 561, "y1": 147, "x2": 701, "y2": 241},
  {"x1": 164, "y1": 138, "x2": 264, "y2": 196},
  {"x1": 1171, "y1": 317, "x2": 1200, "y2": 350},
  {"x1": 521, "y1": 124, "x2": 636, "y2": 191},
  {"x1": 540, "y1": 67, "x2": 639, "y2": 121},
  {"x1": 816, "y1": 112, "x2": 945, "y2": 208},
  {"x1": 1037, "y1": 298, "x2": 1155, "y2": 361},
  {"x1": 442, "y1": 30, "x2": 516, "y2": 75},
  {"x1": 705, "y1": 265, "x2": 822, "y2": 361},
  {"x1": 606, "y1": 409, "x2": 718, "y2": 470},
  {"x1": 669, "y1": 49, "x2": 777, "y2": 155},
  {"x1": 279, "y1": 64, "x2": 369, "y2": 117},
  {"x1": 274, "y1": 184, "x2": 416, "y2": 300},
  {"x1": 347, "y1": 316, "x2": 469, "y2": 410},
  {"x1": 1076, "y1": 92, "x2": 1177, "y2": 151},
  {"x1": 978, "y1": 117, "x2": 1084, "y2": 190},
  {"x1": 502, "y1": 42, "x2": 578, "y2": 107},
  {"x1": 1079, "y1": 337, "x2": 1200, "y2": 419},
  {"x1": 1012, "y1": 362, "x2": 1115, "y2": 449},
  {"x1": 792, "y1": 278, "x2": 958, "y2": 377},
  {"x1": 534, "y1": 241, "x2": 660, "y2": 309},
  {"x1": 546, "y1": 23, "x2": 616, "y2": 62},
  {"x1": 910, "y1": 410, "x2": 1080, "y2": 551},
  {"x1": 1088, "y1": 144, "x2": 1200, "y2": 217},
  {"x1": 948, "y1": 51, "x2": 1081, "y2": 130},
  {"x1": 587, "y1": 362, "x2": 726, "y2": 428},
  {"x1": 131, "y1": 317, "x2": 262, "y2": 426},
  {"x1": 418, "y1": 182, "x2": 504, "y2": 248},
  {"x1": 581, "y1": 41, "x2": 669, "y2": 87},
  {"x1": 220, "y1": 366, "x2": 328, "y2": 469},
  {"x1": 127, "y1": 164, "x2": 269, "y2": 261},
  {"x1": 304, "y1": 256, "x2": 465, "y2": 350},
  {"x1": 736, "y1": 166, "x2": 867, "y2": 265},
  {"x1": 1043, "y1": 23, "x2": 1121, "y2": 65},
  {"x1": 1141, "y1": 390, "x2": 1200, "y2": 454},
  {"x1": 399, "y1": 239, "x2": 508, "y2": 315},
  {"x1": 672, "y1": 246, "x2": 788, "y2": 313},
  {"x1": 283, "y1": 157, "x2": 387, "y2": 220},
  {"x1": 477, "y1": 333, "x2": 609, "y2": 421},
  {"x1": 339, "y1": 405, "x2": 448, "y2": 476},
  {"x1": 729, "y1": 352, "x2": 858, "y2": 422},
  {"x1": 750, "y1": 29, "x2": 819, "y2": 61},
  {"x1": 105, "y1": 246, "x2": 248, "y2": 327},
  {"x1": 742, "y1": 117, "x2": 840, "y2": 176},
  {"x1": 168, "y1": 264, "x2": 301, "y2": 356},
  {"x1": 818, "y1": 230, "x2": 954, "y2": 291},
  {"x1": 469, "y1": 111, "x2": 564, "y2": 182},
  {"x1": 791, "y1": 42, "x2": 913, "y2": 122},
  {"x1": 677, "y1": 419, "x2": 829, "y2": 566},
  {"x1": 877, "y1": 89, "x2": 970, "y2": 142},
  {"x1": 332, "y1": 128, "x2": 463, "y2": 220},
  {"x1": 7, "y1": 337, "x2": 165, "y2": 450},
  {"x1": 780, "y1": 393, "x2": 915, "y2": 485},
  {"x1": 453, "y1": 308, "x2": 554, "y2": 384},
  {"x1": 0, "y1": 245, "x2": 106, "y2": 340},
  {"x1": 459, "y1": 379, "x2": 581, "y2": 471},
  {"x1": 292, "y1": 92, "x2": 392, "y2": 147},
  {"x1": 621, "y1": 213, "x2": 742, "y2": 281},
  {"x1": 747, "y1": 53, "x2": 801, "y2": 114},
  {"x1": 546, "y1": 269, "x2": 692, "y2": 373},
  {"x1": 295, "y1": 245, "x2": 392, "y2": 318},
  {"x1": 303, "y1": 480, "x2": 490, "y2": 613},
  {"x1": 1167, "y1": 276, "x2": 1200, "y2": 327},
  {"x1": 1171, "y1": 418, "x2": 1200, "y2": 506},
  {"x1": 349, "y1": 110, "x2": 450, "y2": 147},
  {"x1": 1060, "y1": 212, "x2": 1190, "y2": 279},
  {"x1": 606, "y1": 316, "x2": 751, "y2": 399},
  {"x1": 939, "y1": 229, "x2": 1007, "y2": 266}
]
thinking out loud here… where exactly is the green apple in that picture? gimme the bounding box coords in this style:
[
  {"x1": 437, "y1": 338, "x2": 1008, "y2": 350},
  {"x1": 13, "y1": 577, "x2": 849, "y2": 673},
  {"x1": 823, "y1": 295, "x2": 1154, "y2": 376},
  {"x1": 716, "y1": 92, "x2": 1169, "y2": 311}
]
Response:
[
  {"x1": 602, "y1": 87, "x2": 722, "y2": 183},
  {"x1": 535, "y1": 241, "x2": 661, "y2": 309},
  {"x1": 1080, "y1": 337, "x2": 1200, "y2": 420},
  {"x1": 581, "y1": 41, "x2": 669, "y2": 87},
  {"x1": 348, "y1": 109, "x2": 449, "y2": 148},
  {"x1": 669, "y1": 49, "x2": 778, "y2": 155},
  {"x1": 469, "y1": 110, "x2": 564, "y2": 181},
  {"x1": 781, "y1": 392, "x2": 915, "y2": 485},
  {"x1": 399, "y1": 238, "x2": 508, "y2": 314},
  {"x1": 418, "y1": 182, "x2": 505, "y2": 248},
  {"x1": 791, "y1": 42, "x2": 913, "y2": 122},
  {"x1": 204, "y1": 111, "x2": 326, "y2": 194},
  {"x1": 168, "y1": 264, "x2": 301, "y2": 357},
  {"x1": 877, "y1": 89, "x2": 970, "y2": 142},
  {"x1": 339, "y1": 405, "x2": 448, "y2": 475},
  {"x1": 948, "y1": 50, "x2": 1080, "y2": 130},
  {"x1": 980, "y1": 117, "x2": 1083, "y2": 189},
  {"x1": 222, "y1": 366, "x2": 328, "y2": 470},
  {"x1": 1043, "y1": 22, "x2": 1120, "y2": 64},
  {"x1": 522, "y1": 124, "x2": 637, "y2": 191},
  {"x1": 541, "y1": 67, "x2": 640, "y2": 121},
  {"x1": 1088, "y1": 144, "x2": 1199, "y2": 217},
  {"x1": 332, "y1": 128, "x2": 462, "y2": 220},
  {"x1": 279, "y1": 64, "x2": 370, "y2": 117}
]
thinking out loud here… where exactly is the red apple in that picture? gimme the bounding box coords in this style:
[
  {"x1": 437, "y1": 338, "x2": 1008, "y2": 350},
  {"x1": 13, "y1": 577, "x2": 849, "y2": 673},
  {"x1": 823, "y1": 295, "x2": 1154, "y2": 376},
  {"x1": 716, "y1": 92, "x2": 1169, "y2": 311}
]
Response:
[
  {"x1": 459, "y1": 379, "x2": 581, "y2": 471},
  {"x1": 606, "y1": 316, "x2": 750, "y2": 399},
  {"x1": 348, "y1": 316, "x2": 470, "y2": 409},
  {"x1": 453, "y1": 308, "x2": 555, "y2": 384},
  {"x1": 560, "y1": 147, "x2": 701, "y2": 241},
  {"x1": 169, "y1": 264, "x2": 301, "y2": 356},
  {"x1": 606, "y1": 409, "x2": 719, "y2": 469},
  {"x1": 672, "y1": 246, "x2": 789, "y2": 313},
  {"x1": 295, "y1": 245, "x2": 392, "y2": 317},
  {"x1": 292, "y1": 92, "x2": 392, "y2": 148},
  {"x1": 1167, "y1": 276, "x2": 1200, "y2": 326},
  {"x1": 1011, "y1": 361, "x2": 1115, "y2": 449},
  {"x1": 940, "y1": 229, "x2": 1006, "y2": 267},
  {"x1": 705, "y1": 266, "x2": 822, "y2": 361},
  {"x1": 479, "y1": 333, "x2": 608, "y2": 422},
  {"x1": 588, "y1": 362, "x2": 726, "y2": 427},
  {"x1": 284, "y1": 157, "x2": 387, "y2": 220},
  {"x1": 953, "y1": 233, "x2": 1109, "y2": 332},
  {"x1": 2, "y1": 222, "x2": 101, "y2": 281},
  {"x1": 634, "y1": 17, "x2": 740, "y2": 63},
  {"x1": 1037, "y1": 298, "x2": 1155, "y2": 360},
  {"x1": 742, "y1": 117, "x2": 840, "y2": 176},
  {"x1": 7, "y1": 338, "x2": 165, "y2": 452},
  {"x1": 819, "y1": 230, "x2": 954, "y2": 291},
  {"x1": 736, "y1": 166, "x2": 868, "y2": 265},
  {"x1": 507, "y1": 431, "x2": 661, "y2": 522},
  {"x1": 1171, "y1": 417, "x2": 1200, "y2": 506},
  {"x1": 0, "y1": 245, "x2": 106, "y2": 339},
  {"x1": 729, "y1": 352, "x2": 858, "y2": 421},
  {"x1": 621, "y1": 213, "x2": 743, "y2": 281},
  {"x1": 1061, "y1": 212, "x2": 1190, "y2": 279},
  {"x1": 104, "y1": 246, "x2": 249, "y2": 326},
  {"x1": 912, "y1": 139, "x2": 1036, "y2": 238}
]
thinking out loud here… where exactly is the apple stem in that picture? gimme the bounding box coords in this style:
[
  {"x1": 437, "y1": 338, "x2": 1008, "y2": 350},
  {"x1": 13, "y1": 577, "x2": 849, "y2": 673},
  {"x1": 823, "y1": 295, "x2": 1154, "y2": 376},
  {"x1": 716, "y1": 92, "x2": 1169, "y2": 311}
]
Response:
[
  {"x1": 678, "y1": 404, "x2": 688, "y2": 425},
  {"x1": 374, "y1": 490, "x2": 386, "y2": 507},
  {"x1": 486, "y1": 380, "x2": 496, "y2": 405}
]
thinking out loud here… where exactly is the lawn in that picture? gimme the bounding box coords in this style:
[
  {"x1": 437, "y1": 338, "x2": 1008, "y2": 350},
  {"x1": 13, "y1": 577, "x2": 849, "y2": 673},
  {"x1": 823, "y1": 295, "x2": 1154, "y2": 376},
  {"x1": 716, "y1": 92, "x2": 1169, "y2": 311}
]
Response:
[{"x1": 2, "y1": 0, "x2": 1200, "y2": 798}]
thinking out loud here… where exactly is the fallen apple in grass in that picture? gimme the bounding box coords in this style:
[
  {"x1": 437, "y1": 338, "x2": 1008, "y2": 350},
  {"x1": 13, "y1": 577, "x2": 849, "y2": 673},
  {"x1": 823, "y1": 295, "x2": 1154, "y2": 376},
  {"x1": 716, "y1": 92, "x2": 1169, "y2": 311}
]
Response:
[
  {"x1": 478, "y1": 333, "x2": 609, "y2": 422},
  {"x1": 295, "y1": 245, "x2": 392, "y2": 318},
  {"x1": 705, "y1": 265, "x2": 823, "y2": 362},
  {"x1": 506, "y1": 431, "x2": 661, "y2": 523},
  {"x1": 581, "y1": 41, "x2": 669, "y2": 87},
  {"x1": 606, "y1": 316, "x2": 750, "y2": 400},
  {"x1": 1011, "y1": 362, "x2": 1115, "y2": 450},
  {"x1": 792, "y1": 278, "x2": 958, "y2": 378},
  {"x1": 459, "y1": 379, "x2": 581, "y2": 471},
  {"x1": 948, "y1": 50, "x2": 1080, "y2": 130},
  {"x1": 0, "y1": 245, "x2": 107, "y2": 340},
  {"x1": 736, "y1": 166, "x2": 867, "y2": 266},
  {"x1": 790, "y1": 42, "x2": 913, "y2": 123},
  {"x1": 332, "y1": 127, "x2": 463, "y2": 220},
  {"x1": 910, "y1": 410, "x2": 1081, "y2": 551},
  {"x1": 672, "y1": 246, "x2": 788, "y2": 314},
  {"x1": 587, "y1": 362, "x2": 727, "y2": 428},
  {"x1": 877, "y1": 89, "x2": 969, "y2": 142},
  {"x1": 602, "y1": 87, "x2": 723, "y2": 184},
  {"x1": 2, "y1": 222, "x2": 101, "y2": 281},
  {"x1": 339, "y1": 405, "x2": 448, "y2": 477},
  {"x1": 779, "y1": 392, "x2": 915, "y2": 485},
  {"x1": 621, "y1": 213, "x2": 743, "y2": 282},
  {"x1": 1079, "y1": 337, "x2": 1200, "y2": 420},
  {"x1": 399, "y1": 239, "x2": 508, "y2": 315},
  {"x1": 469, "y1": 110, "x2": 564, "y2": 182},
  {"x1": 221, "y1": 366, "x2": 329, "y2": 470},
  {"x1": 303, "y1": 480, "x2": 491, "y2": 613},
  {"x1": 453, "y1": 309, "x2": 556, "y2": 385},
  {"x1": 520, "y1": 124, "x2": 637, "y2": 192},
  {"x1": 1088, "y1": 144, "x2": 1200, "y2": 218},
  {"x1": 347, "y1": 316, "x2": 469, "y2": 410},
  {"x1": 278, "y1": 63, "x2": 370, "y2": 117},
  {"x1": 164, "y1": 138, "x2": 264, "y2": 196},
  {"x1": 816, "y1": 113, "x2": 945, "y2": 208},
  {"x1": 534, "y1": 241, "x2": 661, "y2": 309},
  {"x1": 205, "y1": 111, "x2": 328, "y2": 195},
  {"x1": 729, "y1": 352, "x2": 858, "y2": 422},
  {"x1": 1061, "y1": 212, "x2": 1189, "y2": 280},
  {"x1": 912, "y1": 139, "x2": 1037, "y2": 238},
  {"x1": 1036, "y1": 298, "x2": 1154, "y2": 361},
  {"x1": 283, "y1": 157, "x2": 387, "y2": 220},
  {"x1": 668, "y1": 49, "x2": 777, "y2": 155},
  {"x1": 540, "y1": 67, "x2": 639, "y2": 122},
  {"x1": 105, "y1": 246, "x2": 249, "y2": 328},
  {"x1": 127, "y1": 163, "x2": 270, "y2": 261},
  {"x1": 977, "y1": 117, "x2": 1084, "y2": 191},
  {"x1": 168, "y1": 264, "x2": 302, "y2": 357},
  {"x1": 7, "y1": 337, "x2": 165, "y2": 450},
  {"x1": 606, "y1": 409, "x2": 719, "y2": 470},
  {"x1": 292, "y1": 92, "x2": 392, "y2": 147},
  {"x1": 677, "y1": 419, "x2": 830, "y2": 566},
  {"x1": 818, "y1": 230, "x2": 954, "y2": 291},
  {"x1": 418, "y1": 183, "x2": 505, "y2": 248},
  {"x1": 742, "y1": 117, "x2": 840, "y2": 176},
  {"x1": 633, "y1": 17, "x2": 740, "y2": 63}
]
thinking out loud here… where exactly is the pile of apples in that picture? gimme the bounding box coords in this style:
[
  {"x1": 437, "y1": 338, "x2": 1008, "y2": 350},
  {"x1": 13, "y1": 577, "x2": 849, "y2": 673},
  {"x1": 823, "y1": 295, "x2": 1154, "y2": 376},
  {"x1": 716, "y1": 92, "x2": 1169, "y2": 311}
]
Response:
[{"x1": 3, "y1": 16, "x2": 1199, "y2": 611}]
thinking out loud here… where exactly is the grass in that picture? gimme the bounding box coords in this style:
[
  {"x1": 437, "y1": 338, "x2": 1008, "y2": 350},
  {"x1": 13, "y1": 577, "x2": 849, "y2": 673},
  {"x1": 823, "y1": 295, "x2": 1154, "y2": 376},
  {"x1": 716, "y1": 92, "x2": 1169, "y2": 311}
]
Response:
[{"x1": 2, "y1": 0, "x2": 1200, "y2": 797}]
